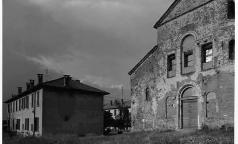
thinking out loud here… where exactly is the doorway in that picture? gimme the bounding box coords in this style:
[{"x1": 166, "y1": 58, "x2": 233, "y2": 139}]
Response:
[{"x1": 180, "y1": 86, "x2": 198, "y2": 129}]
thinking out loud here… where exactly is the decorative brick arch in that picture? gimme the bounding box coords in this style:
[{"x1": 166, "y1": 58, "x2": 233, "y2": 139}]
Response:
[
  {"x1": 177, "y1": 81, "x2": 202, "y2": 98},
  {"x1": 176, "y1": 31, "x2": 199, "y2": 47}
]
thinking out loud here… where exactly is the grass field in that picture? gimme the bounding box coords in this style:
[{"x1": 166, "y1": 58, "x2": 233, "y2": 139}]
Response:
[{"x1": 3, "y1": 128, "x2": 234, "y2": 144}]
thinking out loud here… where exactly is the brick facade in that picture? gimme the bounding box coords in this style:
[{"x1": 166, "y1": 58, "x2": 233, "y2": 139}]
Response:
[{"x1": 129, "y1": 0, "x2": 234, "y2": 131}]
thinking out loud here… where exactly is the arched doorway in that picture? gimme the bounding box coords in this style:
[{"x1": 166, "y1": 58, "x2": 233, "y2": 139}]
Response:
[{"x1": 180, "y1": 86, "x2": 199, "y2": 129}]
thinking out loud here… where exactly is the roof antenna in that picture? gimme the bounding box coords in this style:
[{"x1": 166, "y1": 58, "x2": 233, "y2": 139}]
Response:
[{"x1": 45, "y1": 68, "x2": 49, "y2": 82}]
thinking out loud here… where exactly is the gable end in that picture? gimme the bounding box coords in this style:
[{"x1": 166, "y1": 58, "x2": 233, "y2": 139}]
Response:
[{"x1": 153, "y1": 0, "x2": 215, "y2": 29}]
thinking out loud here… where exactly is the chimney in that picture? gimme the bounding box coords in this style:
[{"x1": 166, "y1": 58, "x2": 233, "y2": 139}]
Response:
[
  {"x1": 18, "y1": 87, "x2": 22, "y2": 94},
  {"x1": 63, "y1": 75, "x2": 71, "y2": 87},
  {"x1": 37, "y1": 74, "x2": 43, "y2": 84},
  {"x1": 26, "y1": 82, "x2": 30, "y2": 90},
  {"x1": 29, "y1": 80, "x2": 34, "y2": 88}
]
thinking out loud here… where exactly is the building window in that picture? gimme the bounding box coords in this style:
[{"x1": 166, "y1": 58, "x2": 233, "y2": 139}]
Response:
[
  {"x1": 12, "y1": 119, "x2": 15, "y2": 130},
  {"x1": 16, "y1": 119, "x2": 20, "y2": 130},
  {"x1": 31, "y1": 124, "x2": 34, "y2": 131},
  {"x1": 37, "y1": 92, "x2": 40, "y2": 107},
  {"x1": 34, "y1": 117, "x2": 39, "y2": 132},
  {"x1": 229, "y1": 39, "x2": 235, "y2": 60},
  {"x1": 16, "y1": 100, "x2": 18, "y2": 112},
  {"x1": 12, "y1": 102, "x2": 13, "y2": 112},
  {"x1": 167, "y1": 53, "x2": 176, "y2": 78},
  {"x1": 25, "y1": 118, "x2": 29, "y2": 130},
  {"x1": 227, "y1": 0, "x2": 235, "y2": 19},
  {"x1": 26, "y1": 96, "x2": 29, "y2": 108},
  {"x1": 23, "y1": 97, "x2": 25, "y2": 109},
  {"x1": 184, "y1": 50, "x2": 193, "y2": 67},
  {"x1": 201, "y1": 42, "x2": 213, "y2": 70},
  {"x1": 32, "y1": 94, "x2": 34, "y2": 108},
  {"x1": 19, "y1": 99, "x2": 21, "y2": 111},
  {"x1": 181, "y1": 35, "x2": 196, "y2": 74},
  {"x1": 145, "y1": 87, "x2": 150, "y2": 101},
  {"x1": 24, "y1": 97, "x2": 27, "y2": 109},
  {"x1": 22, "y1": 98, "x2": 23, "y2": 109},
  {"x1": 12, "y1": 102, "x2": 14, "y2": 112},
  {"x1": 23, "y1": 98, "x2": 24, "y2": 109},
  {"x1": 21, "y1": 98, "x2": 23, "y2": 109}
]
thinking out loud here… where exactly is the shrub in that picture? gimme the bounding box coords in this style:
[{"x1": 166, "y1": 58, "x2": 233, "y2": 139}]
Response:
[{"x1": 201, "y1": 124, "x2": 209, "y2": 131}]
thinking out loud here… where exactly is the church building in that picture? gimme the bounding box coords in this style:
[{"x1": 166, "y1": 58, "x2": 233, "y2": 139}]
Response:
[{"x1": 128, "y1": 0, "x2": 234, "y2": 130}]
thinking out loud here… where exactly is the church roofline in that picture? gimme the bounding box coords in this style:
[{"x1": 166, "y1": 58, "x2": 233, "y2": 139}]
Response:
[
  {"x1": 153, "y1": 0, "x2": 181, "y2": 29},
  {"x1": 153, "y1": 0, "x2": 215, "y2": 29},
  {"x1": 128, "y1": 45, "x2": 158, "y2": 75}
]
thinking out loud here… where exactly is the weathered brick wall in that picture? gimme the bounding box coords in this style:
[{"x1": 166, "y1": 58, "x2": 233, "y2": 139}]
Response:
[
  {"x1": 163, "y1": 0, "x2": 212, "y2": 24},
  {"x1": 43, "y1": 88, "x2": 104, "y2": 136},
  {"x1": 203, "y1": 72, "x2": 234, "y2": 128},
  {"x1": 130, "y1": 0, "x2": 234, "y2": 131}
]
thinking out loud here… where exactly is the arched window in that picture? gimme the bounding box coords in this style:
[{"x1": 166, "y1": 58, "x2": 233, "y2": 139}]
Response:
[
  {"x1": 181, "y1": 35, "x2": 196, "y2": 74},
  {"x1": 227, "y1": 0, "x2": 235, "y2": 19},
  {"x1": 145, "y1": 87, "x2": 150, "y2": 101},
  {"x1": 229, "y1": 39, "x2": 235, "y2": 60}
]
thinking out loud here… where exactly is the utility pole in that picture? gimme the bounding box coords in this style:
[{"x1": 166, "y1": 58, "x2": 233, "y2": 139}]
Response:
[
  {"x1": 8, "y1": 104, "x2": 10, "y2": 132},
  {"x1": 121, "y1": 86, "x2": 123, "y2": 102}
]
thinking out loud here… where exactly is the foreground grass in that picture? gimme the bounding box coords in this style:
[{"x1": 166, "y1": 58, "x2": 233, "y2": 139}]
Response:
[{"x1": 3, "y1": 129, "x2": 234, "y2": 144}]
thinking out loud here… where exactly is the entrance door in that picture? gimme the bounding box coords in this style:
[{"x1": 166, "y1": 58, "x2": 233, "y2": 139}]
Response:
[
  {"x1": 182, "y1": 99, "x2": 198, "y2": 128},
  {"x1": 181, "y1": 87, "x2": 198, "y2": 129}
]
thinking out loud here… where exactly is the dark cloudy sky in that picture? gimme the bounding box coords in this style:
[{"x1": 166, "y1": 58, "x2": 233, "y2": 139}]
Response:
[{"x1": 3, "y1": 0, "x2": 173, "y2": 117}]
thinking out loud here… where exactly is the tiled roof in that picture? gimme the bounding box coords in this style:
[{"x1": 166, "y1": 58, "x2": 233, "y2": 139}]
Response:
[
  {"x1": 44, "y1": 77, "x2": 109, "y2": 94},
  {"x1": 4, "y1": 76, "x2": 109, "y2": 103}
]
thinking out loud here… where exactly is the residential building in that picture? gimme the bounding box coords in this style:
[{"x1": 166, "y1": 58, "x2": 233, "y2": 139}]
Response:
[
  {"x1": 129, "y1": 0, "x2": 234, "y2": 131},
  {"x1": 104, "y1": 99, "x2": 131, "y2": 119},
  {"x1": 4, "y1": 74, "x2": 109, "y2": 136},
  {"x1": 104, "y1": 99, "x2": 131, "y2": 131}
]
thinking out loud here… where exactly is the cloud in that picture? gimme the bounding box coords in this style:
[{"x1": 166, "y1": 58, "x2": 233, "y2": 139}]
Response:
[
  {"x1": 25, "y1": 51, "x2": 125, "y2": 90},
  {"x1": 81, "y1": 75, "x2": 123, "y2": 89},
  {"x1": 4, "y1": 0, "x2": 174, "y2": 97},
  {"x1": 26, "y1": 55, "x2": 65, "y2": 74},
  {"x1": 5, "y1": 0, "x2": 174, "y2": 89}
]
